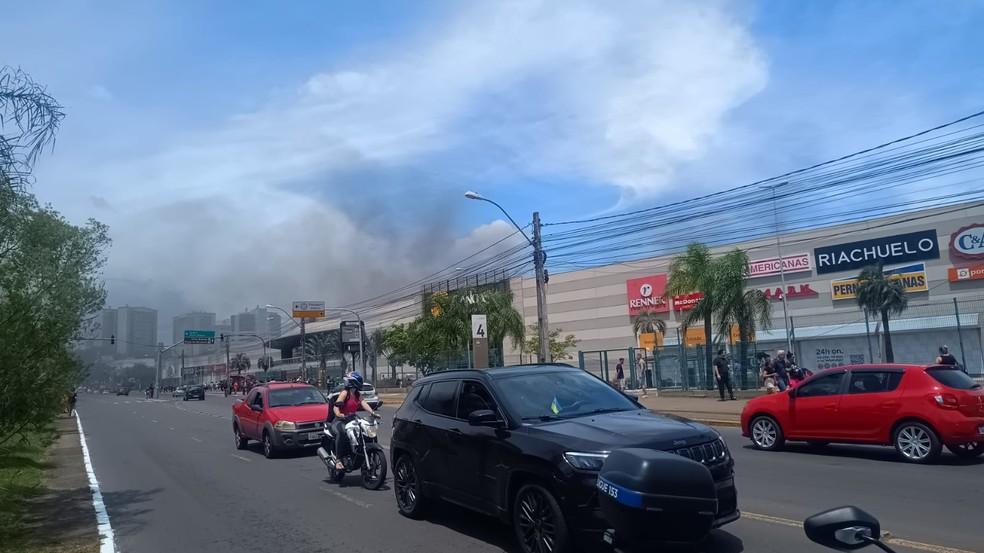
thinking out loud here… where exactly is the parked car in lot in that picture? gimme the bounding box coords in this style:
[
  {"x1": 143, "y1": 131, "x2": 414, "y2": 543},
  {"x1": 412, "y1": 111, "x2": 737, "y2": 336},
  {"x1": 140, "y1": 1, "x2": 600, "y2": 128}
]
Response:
[
  {"x1": 115, "y1": 386, "x2": 130, "y2": 396},
  {"x1": 742, "y1": 364, "x2": 984, "y2": 463},
  {"x1": 172, "y1": 387, "x2": 186, "y2": 398},
  {"x1": 390, "y1": 365, "x2": 738, "y2": 553},
  {"x1": 329, "y1": 383, "x2": 382, "y2": 410},
  {"x1": 232, "y1": 382, "x2": 330, "y2": 458},
  {"x1": 183, "y1": 384, "x2": 205, "y2": 401}
]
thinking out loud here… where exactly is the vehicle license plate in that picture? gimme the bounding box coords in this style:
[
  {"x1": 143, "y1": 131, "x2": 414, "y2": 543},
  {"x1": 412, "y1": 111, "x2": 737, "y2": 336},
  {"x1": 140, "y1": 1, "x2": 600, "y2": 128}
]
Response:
[{"x1": 308, "y1": 432, "x2": 321, "y2": 441}]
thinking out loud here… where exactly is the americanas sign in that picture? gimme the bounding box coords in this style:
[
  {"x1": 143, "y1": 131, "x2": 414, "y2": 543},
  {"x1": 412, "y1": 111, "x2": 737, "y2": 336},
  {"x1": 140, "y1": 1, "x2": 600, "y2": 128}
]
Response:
[
  {"x1": 950, "y1": 224, "x2": 984, "y2": 260},
  {"x1": 831, "y1": 263, "x2": 929, "y2": 300},
  {"x1": 747, "y1": 253, "x2": 812, "y2": 279},
  {"x1": 814, "y1": 229, "x2": 939, "y2": 275},
  {"x1": 626, "y1": 274, "x2": 669, "y2": 315}
]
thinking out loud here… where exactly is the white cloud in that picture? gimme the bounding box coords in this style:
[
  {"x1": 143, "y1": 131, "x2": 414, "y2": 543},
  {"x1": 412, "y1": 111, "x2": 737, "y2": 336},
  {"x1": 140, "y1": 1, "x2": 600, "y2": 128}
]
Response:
[{"x1": 39, "y1": 0, "x2": 769, "y2": 333}]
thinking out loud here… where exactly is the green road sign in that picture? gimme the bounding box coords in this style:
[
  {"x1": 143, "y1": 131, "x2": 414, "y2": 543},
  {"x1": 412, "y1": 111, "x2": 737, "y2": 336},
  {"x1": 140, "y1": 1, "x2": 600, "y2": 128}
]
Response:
[{"x1": 183, "y1": 329, "x2": 216, "y2": 345}]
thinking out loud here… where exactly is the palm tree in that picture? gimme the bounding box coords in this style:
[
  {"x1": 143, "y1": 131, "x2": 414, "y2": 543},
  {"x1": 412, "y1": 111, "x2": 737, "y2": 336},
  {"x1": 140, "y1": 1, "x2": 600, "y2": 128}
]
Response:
[
  {"x1": 632, "y1": 311, "x2": 667, "y2": 347},
  {"x1": 420, "y1": 289, "x2": 524, "y2": 367},
  {"x1": 304, "y1": 331, "x2": 341, "y2": 385},
  {"x1": 856, "y1": 264, "x2": 908, "y2": 362},
  {"x1": 667, "y1": 243, "x2": 717, "y2": 371},
  {"x1": 231, "y1": 352, "x2": 250, "y2": 374}
]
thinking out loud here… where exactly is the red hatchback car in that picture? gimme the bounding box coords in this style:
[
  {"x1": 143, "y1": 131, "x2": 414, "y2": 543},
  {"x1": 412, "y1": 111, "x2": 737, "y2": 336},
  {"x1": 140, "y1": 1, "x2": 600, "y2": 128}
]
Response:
[
  {"x1": 232, "y1": 382, "x2": 330, "y2": 458},
  {"x1": 741, "y1": 364, "x2": 984, "y2": 463}
]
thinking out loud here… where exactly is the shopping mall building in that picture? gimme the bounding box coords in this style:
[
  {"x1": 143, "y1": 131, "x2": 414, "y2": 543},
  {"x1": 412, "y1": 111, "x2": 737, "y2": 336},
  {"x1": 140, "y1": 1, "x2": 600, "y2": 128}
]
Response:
[{"x1": 507, "y1": 201, "x2": 984, "y2": 374}]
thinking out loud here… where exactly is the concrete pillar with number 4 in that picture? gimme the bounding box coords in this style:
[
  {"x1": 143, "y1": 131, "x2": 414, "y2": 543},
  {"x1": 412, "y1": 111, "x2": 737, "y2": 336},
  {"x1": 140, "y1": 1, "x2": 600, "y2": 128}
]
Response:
[{"x1": 472, "y1": 314, "x2": 489, "y2": 369}]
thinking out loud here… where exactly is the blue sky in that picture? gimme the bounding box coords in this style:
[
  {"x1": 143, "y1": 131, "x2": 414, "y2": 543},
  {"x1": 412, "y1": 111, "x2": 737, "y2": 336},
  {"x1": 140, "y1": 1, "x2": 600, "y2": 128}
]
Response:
[{"x1": 4, "y1": 0, "x2": 984, "y2": 329}]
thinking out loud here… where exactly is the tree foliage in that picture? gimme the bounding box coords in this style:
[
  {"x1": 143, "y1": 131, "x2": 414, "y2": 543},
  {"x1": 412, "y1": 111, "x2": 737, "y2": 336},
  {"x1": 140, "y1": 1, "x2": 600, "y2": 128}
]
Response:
[
  {"x1": 384, "y1": 289, "x2": 525, "y2": 373},
  {"x1": 523, "y1": 325, "x2": 579, "y2": 361},
  {"x1": 855, "y1": 264, "x2": 908, "y2": 362},
  {"x1": 667, "y1": 242, "x2": 717, "y2": 366},
  {"x1": 0, "y1": 69, "x2": 107, "y2": 443},
  {"x1": 632, "y1": 311, "x2": 666, "y2": 343}
]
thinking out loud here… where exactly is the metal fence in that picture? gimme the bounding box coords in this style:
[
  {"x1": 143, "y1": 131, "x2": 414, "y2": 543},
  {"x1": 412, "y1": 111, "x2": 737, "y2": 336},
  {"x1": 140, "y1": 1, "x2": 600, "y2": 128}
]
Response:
[
  {"x1": 776, "y1": 295, "x2": 984, "y2": 376},
  {"x1": 578, "y1": 344, "x2": 762, "y2": 393}
]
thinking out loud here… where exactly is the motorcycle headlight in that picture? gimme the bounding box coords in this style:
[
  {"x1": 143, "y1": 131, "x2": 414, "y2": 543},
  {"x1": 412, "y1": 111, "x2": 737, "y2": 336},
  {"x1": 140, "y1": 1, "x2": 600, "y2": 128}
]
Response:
[
  {"x1": 563, "y1": 451, "x2": 609, "y2": 471},
  {"x1": 274, "y1": 420, "x2": 296, "y2": 431},
  {"x1": 364, "y1": 425, "x2": 378, "y2": 439}
]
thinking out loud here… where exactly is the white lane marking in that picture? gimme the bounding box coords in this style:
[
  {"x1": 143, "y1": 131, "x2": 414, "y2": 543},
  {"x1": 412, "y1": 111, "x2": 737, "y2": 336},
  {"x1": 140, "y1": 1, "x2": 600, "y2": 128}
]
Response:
[
  {"x1": 191, "y1": 437, "x2": 202, "y2": 443},
  {"x1": 151, "y1": 419, "x2": 158, "y2": 423},
  {"x1": 320, "y1": 487, "x2": 372, "y2": 509},
  {"x1": 75, "y1": 413, "x2": 118, "y2": 553},
  {"x1": 131, "y1": 411, "x2": 136, "y2": 415},
  {"x1": 168, "y1": 427, "x2": 175, "y2": 431},
  {"x1": 112, "y1": 402, "x2": 118, "y2": 405},
  {"x1": 231, "y1": 454, "x2": 252, "y2": 462},
  {"x1": 743, "y1": 512, "x2": 976, "y2": 553}
]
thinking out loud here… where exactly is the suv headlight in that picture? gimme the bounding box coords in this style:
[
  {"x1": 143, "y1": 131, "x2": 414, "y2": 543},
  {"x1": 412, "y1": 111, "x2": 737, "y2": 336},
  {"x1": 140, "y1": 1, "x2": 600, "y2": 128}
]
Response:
[
  {"x1": 274, "y1": 420, "x2": 296, "y2": 431},
  {"x1": 563, "y1": 452, "x2": 609, "y2": 471}
]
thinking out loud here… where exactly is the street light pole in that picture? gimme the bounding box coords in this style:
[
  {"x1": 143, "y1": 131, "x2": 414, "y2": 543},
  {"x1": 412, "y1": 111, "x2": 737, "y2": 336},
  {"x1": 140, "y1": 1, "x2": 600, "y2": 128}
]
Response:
[
  {"x1": 465, "y1": 191, "x2": 550, "y2": 363},
  {"x1": 265, "y1": 304, "x2": 305, "y2": 379},
  {"x1": 325, "y1": 307, "x2": 364, "y2": 376},
  {"x1": 763, "y1": 183, "x2": 793, "y2": 356},
  {"x1": 155, "y1": 340, "x2": 184, "y2": 398}
]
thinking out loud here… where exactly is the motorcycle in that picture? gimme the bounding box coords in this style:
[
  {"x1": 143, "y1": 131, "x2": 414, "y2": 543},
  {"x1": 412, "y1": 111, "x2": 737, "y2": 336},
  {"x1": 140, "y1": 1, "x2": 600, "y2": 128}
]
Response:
[{"x1": 317, "y1": 413, "x2": 387, "y2": 490}]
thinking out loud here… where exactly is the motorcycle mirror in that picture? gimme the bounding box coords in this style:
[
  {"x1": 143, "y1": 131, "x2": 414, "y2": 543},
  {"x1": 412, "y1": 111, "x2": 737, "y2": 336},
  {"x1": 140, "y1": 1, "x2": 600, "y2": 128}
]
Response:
[
  {"x1": 468, "y1": 409, "x2": 502, "y2": 427},
  {"x1": 804, "y1": 506, "x2": 885, "y2": 551}
]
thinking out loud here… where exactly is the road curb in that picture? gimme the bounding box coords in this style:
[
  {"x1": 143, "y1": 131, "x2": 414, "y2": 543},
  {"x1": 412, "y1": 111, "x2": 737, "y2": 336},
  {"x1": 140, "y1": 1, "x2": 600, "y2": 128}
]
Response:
[{"x1": 690, "y1": 418, "x2": 741, "y2": 428}]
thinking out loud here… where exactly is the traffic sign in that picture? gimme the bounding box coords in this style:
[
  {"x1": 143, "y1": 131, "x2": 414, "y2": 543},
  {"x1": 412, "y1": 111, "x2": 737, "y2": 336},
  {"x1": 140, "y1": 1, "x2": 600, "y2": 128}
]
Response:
[
  {"x1": 292, "y1": 300, "x2": 326, "y2": 318},
  {"x1": 184, "y1": 330, "x2": 216, "y2": 345}
]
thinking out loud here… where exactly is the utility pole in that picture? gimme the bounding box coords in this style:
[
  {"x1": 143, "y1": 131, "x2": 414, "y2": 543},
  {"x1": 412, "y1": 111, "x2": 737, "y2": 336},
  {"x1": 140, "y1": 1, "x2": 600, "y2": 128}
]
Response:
[
  {"x1": 300, "y1": 318, "x2": 307, "y2": 381},
  {"x1": 181, "y1": 350, "x2": 185, "y2": 384},
  {"x1": 225, "y1": 338, "x2": 231, "y2": 391},
  {"x1": 765, "y1": 183, "x2": 793, "y2": 356},
  {"x1": 532, "y1": 211, "x2": 550, "y2": 363},
  {"x1": 155, "y1": 342, "x2": 162, "y2": 398}
]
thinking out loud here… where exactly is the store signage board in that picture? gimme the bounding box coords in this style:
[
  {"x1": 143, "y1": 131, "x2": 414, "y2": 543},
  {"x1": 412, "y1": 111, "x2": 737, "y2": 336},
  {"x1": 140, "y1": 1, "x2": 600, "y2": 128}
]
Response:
[
  {"x1": 748, "y1": 253, "x2": 812, "y2": 279},
  {"x1": 950, "y1": 224, "x2": 984, "y2": 260},
  {"x1": 831, "y1": 263, "x2": 928, "y2": 300},
  {"x1": 948, "y1": 264, "x2": 984, "y2": 282},
  {"x1": 292, "y1": 301, "x2": 326, "y2": 318},
  {"x1": 814, "y1": 229, "x2": 939, "y2": 275},
  {"x1": 626, "y1": 274, "x2": 669, "y2": 315}
]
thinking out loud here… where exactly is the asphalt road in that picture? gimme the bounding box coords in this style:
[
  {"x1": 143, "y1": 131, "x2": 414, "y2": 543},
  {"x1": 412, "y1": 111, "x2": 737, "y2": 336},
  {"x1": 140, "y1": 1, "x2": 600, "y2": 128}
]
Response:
[{"x1": 77, "y1": 393, "x2": 984, "y2": 553}]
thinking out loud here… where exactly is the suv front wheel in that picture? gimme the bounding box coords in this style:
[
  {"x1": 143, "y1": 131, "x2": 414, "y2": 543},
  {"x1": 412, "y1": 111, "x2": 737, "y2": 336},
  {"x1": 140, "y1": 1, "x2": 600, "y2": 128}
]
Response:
[
  {"x1": 394, "y1": 454, "x2": 427, "y2": 518},
  {"x1": 513, "y1": 483, "x2": 570, "y2": 553}
]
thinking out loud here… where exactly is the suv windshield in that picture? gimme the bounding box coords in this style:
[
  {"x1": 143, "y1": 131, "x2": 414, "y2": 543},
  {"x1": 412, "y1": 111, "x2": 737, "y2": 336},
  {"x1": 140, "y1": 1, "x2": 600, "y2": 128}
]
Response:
[
  {"x1": 926, "y1": 367, "x2": 982, "y2": 390},
  {"x1": 496, "y1": 370, "x2": 638, "y2": 421},
  {"x1": 268, "y1": 387, "x2": 327, "y2": 407}
]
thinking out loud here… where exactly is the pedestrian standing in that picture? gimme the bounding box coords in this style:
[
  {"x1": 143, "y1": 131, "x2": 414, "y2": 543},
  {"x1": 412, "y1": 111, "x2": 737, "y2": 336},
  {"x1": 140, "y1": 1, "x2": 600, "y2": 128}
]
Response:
[
  {"x1": 774, "y1": 350, "x2": 789, "y2": 392},
  {"x1": 713, "y1": 349, "x2": 736, "y2": 401},
  {"x1": 615, "y1": 358, "x2": 625, "y2": 391},
  {"x1": 761, "y1": 356, "x2": 778, "y2": 394},
  {"x1": 636, "y1": 352, "x2": 648, "y2": 397},
  {"x1": 936, "y1": 345, "x2": 958, "y2": 366}
]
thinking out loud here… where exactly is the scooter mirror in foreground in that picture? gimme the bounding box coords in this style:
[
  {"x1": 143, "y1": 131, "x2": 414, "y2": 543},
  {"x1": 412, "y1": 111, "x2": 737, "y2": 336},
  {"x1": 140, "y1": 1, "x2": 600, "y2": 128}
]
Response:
[
  {"x1": 804, "y1": 506, "x2": 892, "y2": 552},
  {"x1": 468, "y1": 409, "x2": 501, "y2": 427}
]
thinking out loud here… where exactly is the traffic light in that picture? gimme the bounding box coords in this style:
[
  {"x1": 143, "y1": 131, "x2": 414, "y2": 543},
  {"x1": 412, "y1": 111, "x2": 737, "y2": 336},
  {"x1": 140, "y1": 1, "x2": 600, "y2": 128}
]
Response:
[
  {"x1": 110, "y1": 334, "x2": 116, "y2": 345},
  {"x1": 220, "y1": 333, "x2": 225, "y2": 342}
]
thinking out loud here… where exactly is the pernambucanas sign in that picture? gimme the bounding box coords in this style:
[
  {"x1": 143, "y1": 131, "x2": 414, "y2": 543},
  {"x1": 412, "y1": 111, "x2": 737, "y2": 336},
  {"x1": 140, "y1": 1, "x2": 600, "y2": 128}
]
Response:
[
  {"x1": 814, "y1": 229, "x2": 939, "y2": 275},
  {"x1": 747, "y1": 253, "x2": 812, "y2": 279},
  {"x1": 831, "y1": 262, "x2": 929, "y2": 300}
]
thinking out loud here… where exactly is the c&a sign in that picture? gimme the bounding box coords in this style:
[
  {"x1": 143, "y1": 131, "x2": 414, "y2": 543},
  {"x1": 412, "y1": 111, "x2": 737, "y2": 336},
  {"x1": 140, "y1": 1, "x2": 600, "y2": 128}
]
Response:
[{"x1": 950, "y1": 224, "x2": 984, "y2": 261}]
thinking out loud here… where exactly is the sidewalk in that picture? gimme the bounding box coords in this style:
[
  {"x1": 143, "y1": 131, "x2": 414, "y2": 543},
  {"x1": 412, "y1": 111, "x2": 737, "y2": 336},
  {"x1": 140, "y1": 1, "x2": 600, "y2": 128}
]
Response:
[
  {"x1": 20, "y1": 415, "x2": 100, "y2": 553},
  {"x1": 378, "y1": 391, "x2": 746, "y2": 427},
  {"x1": 636, "y1": 394, "x2": 745, "y2": 427}
]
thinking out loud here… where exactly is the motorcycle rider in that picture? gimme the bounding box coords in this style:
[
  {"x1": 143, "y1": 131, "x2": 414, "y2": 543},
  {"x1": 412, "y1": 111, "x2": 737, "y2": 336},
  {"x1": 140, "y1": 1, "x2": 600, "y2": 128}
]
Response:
[{"x1": 330, "y1": 372, "x2": 376, "y2": 469}]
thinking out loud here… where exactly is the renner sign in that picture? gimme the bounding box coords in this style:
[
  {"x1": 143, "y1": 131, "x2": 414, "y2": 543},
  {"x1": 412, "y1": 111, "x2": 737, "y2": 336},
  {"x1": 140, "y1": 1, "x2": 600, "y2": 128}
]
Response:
[
  {"x1": 626, "y1": 274, "x2": 669, "y2": 315},
  {"x1": 748, "y1": 253, "x2": 812, "y2": 279},
  {"x1": 813, "y1": 229, "x2": 939, "y2": 275}
]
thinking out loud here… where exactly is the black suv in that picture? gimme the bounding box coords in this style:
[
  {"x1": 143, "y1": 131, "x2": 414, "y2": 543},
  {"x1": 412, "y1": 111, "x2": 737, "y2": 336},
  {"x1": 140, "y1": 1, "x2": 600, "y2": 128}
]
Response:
[
  {"x1": 183, "y1": 384, "x2": 205, "y2": 401},
  {"x1": 390, "y1": 365, "x2": 738, "y2": 553}
]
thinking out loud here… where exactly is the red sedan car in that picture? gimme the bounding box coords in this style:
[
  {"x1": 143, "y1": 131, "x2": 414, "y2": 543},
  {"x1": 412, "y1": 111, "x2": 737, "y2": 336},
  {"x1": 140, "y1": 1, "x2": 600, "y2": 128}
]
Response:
[
  {"x1": 232, "y1": 382, "x2": 329, "y2": 458},
  {"x1": 741, "y1": 364, "x2": 984, "y2": 463}
]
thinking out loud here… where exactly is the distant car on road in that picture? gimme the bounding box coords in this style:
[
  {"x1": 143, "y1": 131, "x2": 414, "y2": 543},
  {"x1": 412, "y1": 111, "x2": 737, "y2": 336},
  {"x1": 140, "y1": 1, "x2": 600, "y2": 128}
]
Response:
[
  {"x1": 115, "y1": 386, "x2": 130, "y2": 396},
  {"x1": 329, "y1": 383, "x2": 382, "y2": 410},
  {"x1": 172, "y1": 387, "x2": 186, "y2": 398},
  {"x1": 232, "y1": 382, "x2": 330, "y2": 459},
  {"x1": 390, "y1": 365, "x2": 737, "y2": 552},
  {"x1": 183, "y1": 385, "x2": 205, "y2": 401},
  {"x1": 742, "y1": 364, "x2": 984, "y2": 463}
]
